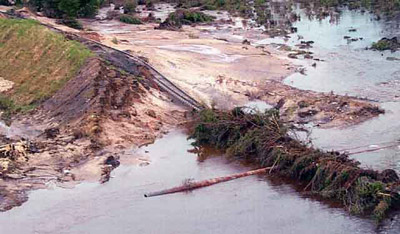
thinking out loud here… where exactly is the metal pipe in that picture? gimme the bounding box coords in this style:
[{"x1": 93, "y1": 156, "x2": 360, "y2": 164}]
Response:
[{"x1": 144, "y1": 167, "x2": 271, "y2": 198}]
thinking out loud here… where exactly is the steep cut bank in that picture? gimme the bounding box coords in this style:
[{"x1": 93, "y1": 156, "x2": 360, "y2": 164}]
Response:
[
  {"x1": 0, "y1": 17, "x2": 188, "y2": 211},
  {"x1": 0, "y1": 18, "x2": 92, "y2": 117}
]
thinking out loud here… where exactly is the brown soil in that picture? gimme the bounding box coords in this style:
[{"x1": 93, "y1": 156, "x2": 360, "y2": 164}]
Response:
[
  {"x1": 76, "y1": 17, "x2": 382, "y2": 127},
  {"x1": 0, "y1": 56, "x2": 187, "y2": 211}
]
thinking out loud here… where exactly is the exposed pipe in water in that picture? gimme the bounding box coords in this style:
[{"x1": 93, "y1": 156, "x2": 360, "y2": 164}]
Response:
[{"x1": 144, "y1": 167, "x2": 271, "y2": 198}]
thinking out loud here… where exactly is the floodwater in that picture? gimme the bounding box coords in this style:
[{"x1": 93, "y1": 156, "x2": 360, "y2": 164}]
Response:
[
  {"x1": 262, "y1": 7, "x2": 400, "y2": 175},
  {"x1": 282, "y1": 8, "x2": 400, "y2": 101},
  {"x1": 310, "y1": 102, "x2": 400, "y2": 173},
  {"x1": 0, "y1": 131, "x2": 380, "y2": 234},
  {"x1": 1, "y1": 3, "x2": 400, "y2": 234}
]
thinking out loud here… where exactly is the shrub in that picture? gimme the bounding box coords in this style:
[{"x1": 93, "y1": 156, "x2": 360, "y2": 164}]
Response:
[
  {"x1": 56, "y1": 16, "x2": 83, "y2": 29},
  {"x1": 30, "y1": 0, "x2": 102, "y2": 18},
  {"x1": 123, "y1": 0, "x2": 137, "y2": 14},
  {"x1": 157, "y1": 9, "x2": 214, "y2": 30},
  {"x1": 119, "y1": 14, "x2": 142, "y2": 24}
]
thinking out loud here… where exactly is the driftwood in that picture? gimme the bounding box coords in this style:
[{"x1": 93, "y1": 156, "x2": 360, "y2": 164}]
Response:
[{"x1": 144, "y1": 167, "x2": 271, "y2": 197}]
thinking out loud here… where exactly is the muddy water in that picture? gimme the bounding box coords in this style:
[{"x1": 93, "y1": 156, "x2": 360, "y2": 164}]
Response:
[
  {"x1": 310, "y1": 102, "x2": 400, "y2": 173},
  {"x1": 0, "y1": 131, "x2": 379, "y2": 234},
  {"x1": 282, "y1": 8, "x2": 400, "y2": 101},
  {"x1": 255, "y1": 7, "x2": 400, "y2": 174}
]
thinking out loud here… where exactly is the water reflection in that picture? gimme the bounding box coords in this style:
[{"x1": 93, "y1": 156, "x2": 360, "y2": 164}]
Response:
[{"x1": 0, "y1": 131, "x2": 379, "y2": 234}]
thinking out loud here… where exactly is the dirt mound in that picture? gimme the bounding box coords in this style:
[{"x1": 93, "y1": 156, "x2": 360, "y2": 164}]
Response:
[{"x1": 0, "y1": 17, "x2": 188, "y2": 211}]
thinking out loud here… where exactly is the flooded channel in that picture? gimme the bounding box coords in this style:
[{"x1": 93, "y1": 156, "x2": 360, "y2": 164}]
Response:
[
  {"x1": 255, "y1": 6, "x2": 400, "y2": 175},
  {"x1": 1, "y1": 2, "x2": 400, "y2": 233},
  {"x1": 0, "y1": 131, "x2": 381, "y2": 234},
  {"x1": 282, "y1": 7, "x2": 400, "y2": 101}
]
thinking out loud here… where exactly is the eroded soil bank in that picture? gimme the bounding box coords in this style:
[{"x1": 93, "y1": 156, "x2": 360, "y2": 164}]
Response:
[{"x1": 0, "y1": 17, "x2": 189, "y2": 210}]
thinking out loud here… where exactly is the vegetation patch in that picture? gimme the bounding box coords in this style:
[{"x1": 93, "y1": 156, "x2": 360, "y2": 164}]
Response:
[
  {"x1": 371, "y1": 37, "x2": 400, "y2": 51},
  {"x1": 190, "y1": 108, "x2": 400, "y2": 222},
  {"x1": 174, "y1": 0, "x2": 252, "y2": 17},
  {"x1": 119, "y1": 14, "x2": 142, "y2": 24},
  {"x1": 0, "y1": 18, "x2": 92, "y2": 119},
  {"x1": 55, "y1": 16, "x2": 84, "y2": 29},
  {"x1": 309, "y1": 0, "x2": 400, "y2": 16},
  {"x1": 157, "y1": 8, "x2": 215, "y2": 30}
]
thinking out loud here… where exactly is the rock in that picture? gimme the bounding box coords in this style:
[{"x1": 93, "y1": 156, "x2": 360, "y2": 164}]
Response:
[
  {"x1": 298, "y1": 109, "x2": 318, "y2": 118},
  {"x1": 242, "y1": 39, "x2": 251, "y2": 45},
  {"x1": 297, "y1": 100, "x2": 310, "y2": 108},
  {"x1": 304, "y1": 54, "x2": 313, "y2": 59},
  {"x1": 45, "y1": 128, "x2": 60, "y2": 139},
  {"x1": 275, "y1": 98, "x2": 285, "y2": 110},
  {"x1": 0, "y1": 159, "x2": 13, "y2": 174},
  {"x1": 146, "y1": 109, "x2": 157, "y2": 118},
  {"x1": 104, "y1": 155, "x2": 120, "y2": 168},
  {"x1": 378, "y1": 169, "x2": 399, "y2": 183},
  {"x1": 387, "y1": 57, "x2": 400, "y2": 61},
  {"x1": 0, "y1": 77, "x2": 14, "y2": 93}
]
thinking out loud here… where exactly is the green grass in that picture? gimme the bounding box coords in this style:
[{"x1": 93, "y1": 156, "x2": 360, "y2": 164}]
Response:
[
  {"x1": 0, "y1": 18, "x2": 92, "y2": 116},
  {"x1": 371, "y1": 40, "x2": 392, "y2": 50}
]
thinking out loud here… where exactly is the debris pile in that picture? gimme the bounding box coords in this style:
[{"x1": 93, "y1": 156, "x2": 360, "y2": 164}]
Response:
[
  {"x1": 0, "y1": 141, "x2": 35, "y2": 176},
  {"x1": 190, "y1": 108, "x2": 400, "y2": 221}
]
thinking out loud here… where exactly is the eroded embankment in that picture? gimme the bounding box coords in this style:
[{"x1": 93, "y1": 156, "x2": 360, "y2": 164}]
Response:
[
  {"x1": 190, "y1": 108, "x2": 400, "y2": 222},
  {"x1": 0, "y1": 18, "x2": 92, "y2": 118},
  {"x1": 0, "y1": 17, "x2": 188, "y2": 211}
]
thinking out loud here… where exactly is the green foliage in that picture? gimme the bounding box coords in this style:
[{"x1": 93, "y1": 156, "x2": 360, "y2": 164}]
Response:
[
  {"x1": 158, "y1": 9, "x2": 215, "y2": 30},
  {"x1": 372, "y1": 40, "x2": 392, "y2": 51},
  {"x1": 123, "y1": 0, "x2": 137, "y2": 14},
  {"x1": 0, "y1": 0, "x2": 12, "y2": 6},
  {"x1": 57, "y1": 16, "x2": 83, "y2": 29},
  {"x1": 0, "y1": 18, "x2": 92, "y2": 115},
  {"x1": 58, "y1": 0, "x2": 80, "y2": 17},
  {"x1": 190, "y1": 108, "x2": 400, "y2": 222},
  {"x1": 30, "y1": 0, "x2": 101, "y2": 18},
  {"x1": 119, "y1": 14, "x2": 142, "y2": 24}
]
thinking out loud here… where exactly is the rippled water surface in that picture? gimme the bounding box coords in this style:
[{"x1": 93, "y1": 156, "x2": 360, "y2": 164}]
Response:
[{"x1": 0, "y1": 131, "x2": 380, "y2": 234}]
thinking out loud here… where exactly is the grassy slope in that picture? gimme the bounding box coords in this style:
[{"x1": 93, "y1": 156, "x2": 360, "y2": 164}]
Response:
[{"x1": 0, "y1": 18, "x2": 92, "y2": 113}]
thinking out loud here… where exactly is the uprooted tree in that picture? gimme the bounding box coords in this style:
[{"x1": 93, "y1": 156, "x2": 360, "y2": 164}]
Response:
[{"x1": 190, "y1": 108, "x2": 400, "y2": 222}]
